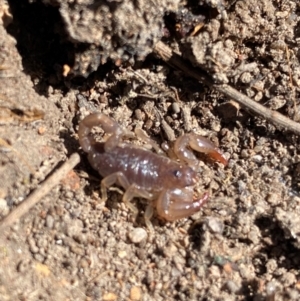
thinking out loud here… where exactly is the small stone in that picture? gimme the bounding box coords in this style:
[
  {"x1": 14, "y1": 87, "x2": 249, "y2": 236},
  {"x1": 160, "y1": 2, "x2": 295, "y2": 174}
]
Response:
[
  {"x1": 287, "y1": 288, "x2": 299, "y2": 300},
  {"x1": 45, "y1": 215, "x2": 54, "y2": 229},
  {"x1": 33, "y1": 253, "x2": 44, "y2": 262},
  {"x1": 171, "y1": 267, "x2": 181, "y2": 278},
  {"x1": 252, "y1": 155, "x2": 263, "y2": 163},
  {"x1": 102, "y1": 292, "x2": 117, "y2": 301},
  {"x1": 37, "y1": 126, "x2": 46, "y2": 135},
  {"x1": 130, "y1": 286, "x2": 141, "y2": 301},
  {"x1": 79, "y1": 258, "x2": 89, "y2": 269},
  {"x1": 118, "y1": 250, "x2": 127, "y2": 258},
  {"x1": 0, "y1": 198, "x2": 9, "y2": 216},
  {"x1": 226, "y1": 280, "x2": 240, "y2": 293},
  {"x1": 171, "y1": 102, "x2": 180, "y2": 114},
  {"x1": 266, "y1": 193, "x2": 280, "y2": 205},
  {"x1": 266, "y1": 281, "x2": 277, "y2": 297},
  {"x1": 281, "y1": 272, "x2": 296, "y2": 286},
  {"x1": 35, "y1": 263, "x2": 51, "y2": 277},
  {"x1": 61, "y1": 170, "x2": 81, "y2": 190},
  {"x1": 266, "y1": 259, "x2": 277, "y2": 273},
  {"x1": 205, "y1": 217, "x2": 224, "y2": 234},
  {"x1": 136, "y1": 249, "x2": 146, "y2": 260},
  {"x1": 70, "y1": 245, "x2": 85, "y2": 256},
  {"x1": 135, "y1": 109, "x2": 144, "y2": 120},
  {"x1": 66, "y1": 219, "x2": 84, "y2": 237},
  {"x1": 28, "y1": 238, "x2": 39, "y2": 254},
  {"x1": 163, "y1": 243, "x2": 177, "y2": 257},
  {"x1": 128, "y1": 228, "x2": 147, "y2": 244}
]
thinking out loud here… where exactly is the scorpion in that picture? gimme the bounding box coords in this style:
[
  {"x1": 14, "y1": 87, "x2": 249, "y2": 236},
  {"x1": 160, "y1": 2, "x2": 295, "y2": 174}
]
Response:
[{"x1": 78, "y1": 113, "x2": 227, "y2": 229}]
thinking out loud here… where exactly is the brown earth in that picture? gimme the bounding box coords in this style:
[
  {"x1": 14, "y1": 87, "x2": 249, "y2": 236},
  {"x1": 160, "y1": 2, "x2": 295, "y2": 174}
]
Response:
[{"x1": 1, "y1": 0, "x2": 300, "y2": 300}]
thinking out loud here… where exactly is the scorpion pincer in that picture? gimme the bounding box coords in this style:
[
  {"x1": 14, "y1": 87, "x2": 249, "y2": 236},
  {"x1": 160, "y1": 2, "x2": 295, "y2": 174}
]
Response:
[{"x1": 78, "y1": 113, "x2": 227, "y2": 229}]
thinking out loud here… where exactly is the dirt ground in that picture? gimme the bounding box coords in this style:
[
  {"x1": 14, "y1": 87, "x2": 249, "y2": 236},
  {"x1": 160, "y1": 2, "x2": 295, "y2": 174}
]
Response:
[{"x1": 1, "y1": 0, "x2": 300, "y2": 300}]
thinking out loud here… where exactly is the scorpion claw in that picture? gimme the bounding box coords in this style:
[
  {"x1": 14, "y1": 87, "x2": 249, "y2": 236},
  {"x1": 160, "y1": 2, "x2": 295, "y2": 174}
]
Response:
[
  {"x1": 156, "y1": 188, "x2": 209, "y2": 221},
  {"x1": 174, "y1": 133, "x2": 228, "y2": 166}
]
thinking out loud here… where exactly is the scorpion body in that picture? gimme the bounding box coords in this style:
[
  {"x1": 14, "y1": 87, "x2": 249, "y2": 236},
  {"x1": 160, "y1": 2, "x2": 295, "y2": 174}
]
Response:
[
  {"x1": 87, "y1": 143, "x2": 197, "y2": 192},
  {"x1": 78, "y1": 113, "x2": 227, "y2": 228}
]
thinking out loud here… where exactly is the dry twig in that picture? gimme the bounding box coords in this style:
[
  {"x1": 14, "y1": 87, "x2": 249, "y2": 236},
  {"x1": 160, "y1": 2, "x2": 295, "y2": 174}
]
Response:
[
  {"x1": 0, "y1": 153, "x2": 80, "y2": 231},
  {"x1": 154, "y1": 41, "x2": 300, "y2": 135}
]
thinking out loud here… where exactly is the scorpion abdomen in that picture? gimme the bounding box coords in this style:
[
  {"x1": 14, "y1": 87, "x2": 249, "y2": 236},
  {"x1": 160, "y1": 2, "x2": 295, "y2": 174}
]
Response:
[{"x1": 88, "y1": 143, "x2": 171, "y2": 191}]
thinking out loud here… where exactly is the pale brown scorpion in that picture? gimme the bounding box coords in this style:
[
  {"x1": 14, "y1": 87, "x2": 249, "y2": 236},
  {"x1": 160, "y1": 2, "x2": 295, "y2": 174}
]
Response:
[{"x1": 78, "y1": 113, "x2": 227, "y2": 229}]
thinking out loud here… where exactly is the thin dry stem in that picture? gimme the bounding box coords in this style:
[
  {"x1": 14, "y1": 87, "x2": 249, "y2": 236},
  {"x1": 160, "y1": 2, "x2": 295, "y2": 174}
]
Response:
[
  {"x1": 154, "y1": 41, "x2": 300, "y2": 135},
  {"x1": 0, "y1": 153, "x2": 80, "y2": 231}
]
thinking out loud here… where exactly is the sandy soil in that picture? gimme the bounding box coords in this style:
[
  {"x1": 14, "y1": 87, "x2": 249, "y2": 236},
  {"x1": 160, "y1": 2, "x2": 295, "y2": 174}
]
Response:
[{"x1": 1, "y1": 0, "x2": 300, "y2": 300}]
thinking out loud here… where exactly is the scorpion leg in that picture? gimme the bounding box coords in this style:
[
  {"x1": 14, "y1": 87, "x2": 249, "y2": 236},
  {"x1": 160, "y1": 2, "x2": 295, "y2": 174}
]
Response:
[
  {"x1": 101, "y1": 173, "x2": 141, "y2": 221},
  {"x1": 156, "y1": 188, "x2": 209, "y2": 221},
  {"x1": 144, "y1": 205, "x2": 154, "y2": 231},
  {"x1": 100, "y1": 171, "x2": 131, "y2": 202},
  {"x1": 135, "y1": 128, "x2": 165, "y2": 155},
  {"x1": 174, "y1": 133, "x2": 228, "y2": 167},
  {"x1": 101, "y1": 172, "x2": 154, "y2": 225},
  {"x1": 122, "y1": 184, "x2": 154, "y2": 223}
]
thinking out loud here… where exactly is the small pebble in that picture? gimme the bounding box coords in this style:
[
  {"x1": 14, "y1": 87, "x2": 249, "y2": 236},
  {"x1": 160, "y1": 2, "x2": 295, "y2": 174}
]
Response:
[
  {"x1": 135, "y1": 109, "x2": 144, "y2": 120},
  {"x1": 70, "y1": 245, "x2": 85, "y2": 256},
  {"x1": 205, "y1": 217, "x2": 224, "y2": 234},
  {"x1": 102, "y1": 292, "x2": 117, "y2": 301},
  {"x1": 287, "y1": 288, "x2": 299, "y2": 300},
  {"x1": 33, "y1": 253, "x2": 44, "y2": 262},
  {"x1": 118, "y1": 250, "x2": 127, "y2": 258},
  {"x1": 226, "y1": 280, "x2": 240, "y2": 293},
  {"x1": 266, "y1": 281, "x2": 277, "y2": 297},
  {"x1": 66, "y1": 219, "x2": 84, "y2": 237},
  {"x1": 35, "y1": 263, "x2": 51, "y2": 277},
  {"x1": 0, "y1": 198, "x2": 9, "y2": 216},
  {"x1": 252, "y1": 155, "x2": 263, "y2": 163},
  {"x1": 38, "y1": 127, "x2": 46, "y2": 135},
  {"x1": 130, "y1": 286, "x2": 141, "y2": 301},
  {"x1": 79, "y1": 258, "x2": 89, "y2": 269},
  {"x1": 266, "y1": 193, "x2": 280, "y2": 205},
  {"x1": 28, "y1": 238, "x2": 39, "y2": 254},
  {"x1": 136, "y1": 249, "x2": 146, "y2": 260},
  {"x1": 128, "y1": 228, "x2": 147, "y2": 244},
  {"x1": 45, "y1": 215, "x2": 54, "y2": 229},
  {"x1": 171, "y1": 102, "x2": 180, "y2": 114}
]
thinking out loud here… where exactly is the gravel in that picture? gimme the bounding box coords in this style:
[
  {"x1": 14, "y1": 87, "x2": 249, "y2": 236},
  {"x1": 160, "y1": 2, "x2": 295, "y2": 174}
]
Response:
[{"x1": 1, "y1": 0, "x2": 300, "y2": 300}]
